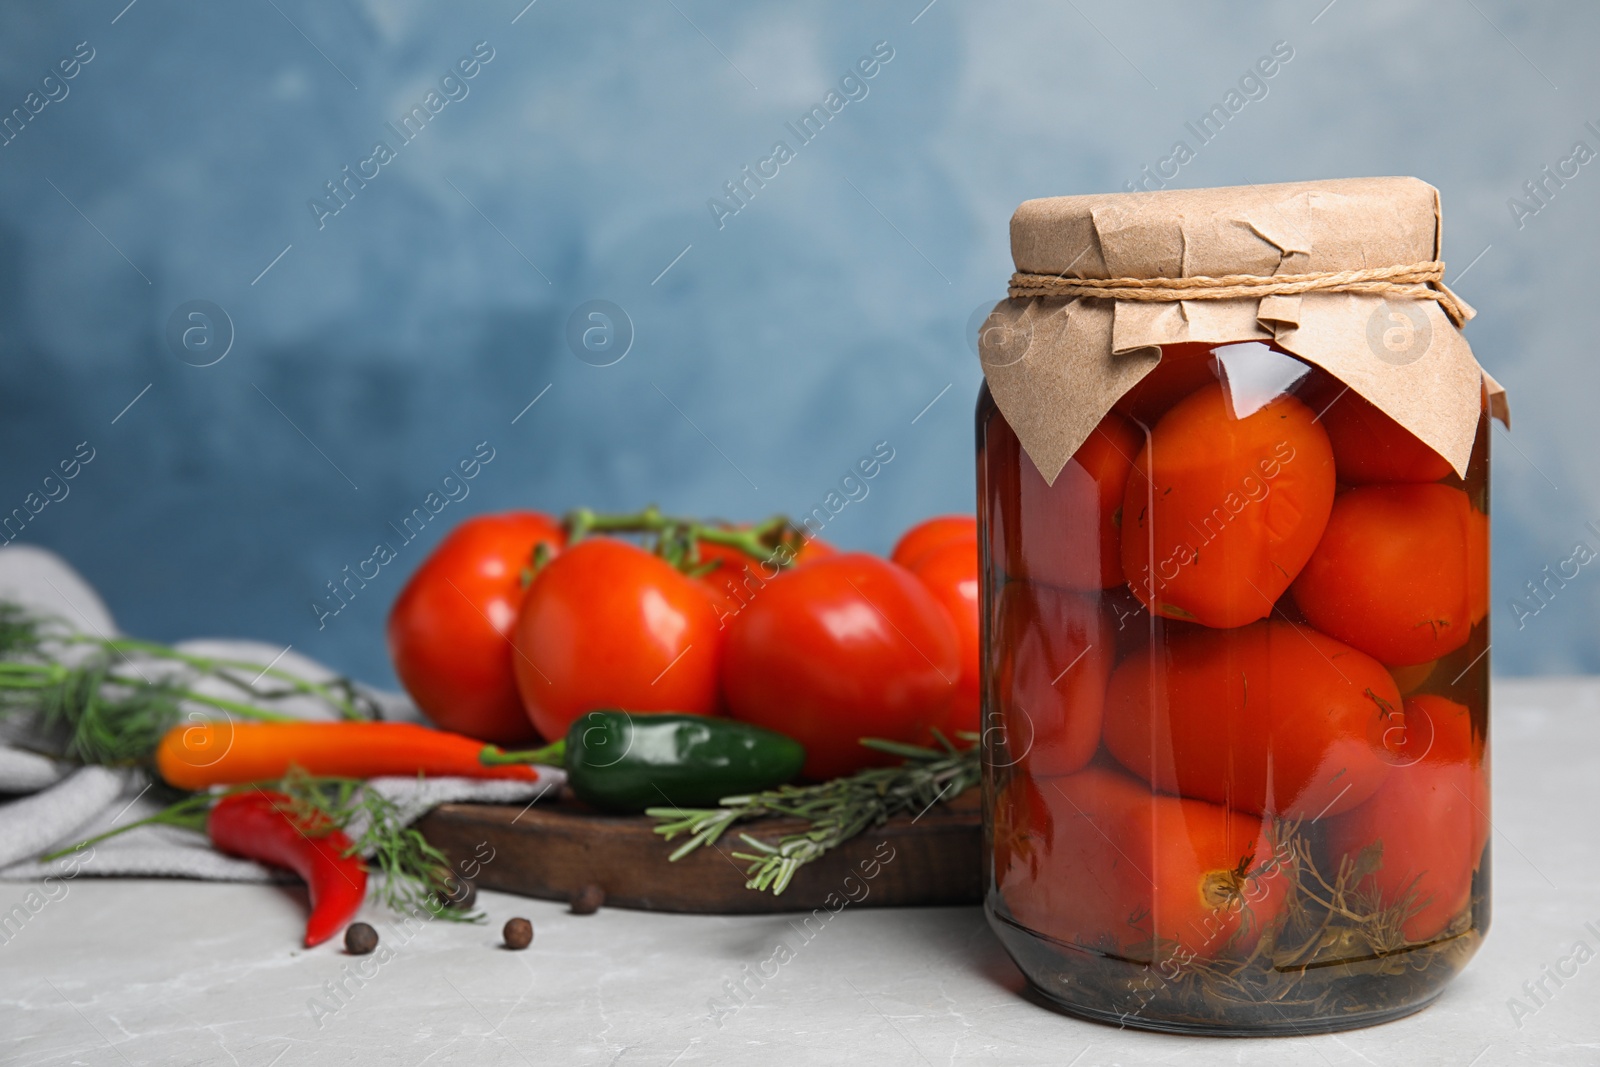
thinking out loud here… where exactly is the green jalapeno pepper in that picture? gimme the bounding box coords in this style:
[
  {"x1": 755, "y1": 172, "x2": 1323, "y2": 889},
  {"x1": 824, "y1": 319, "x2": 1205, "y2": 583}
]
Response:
[{"x1": 511, "y1": 711, "x2": 806, "y2": 813}]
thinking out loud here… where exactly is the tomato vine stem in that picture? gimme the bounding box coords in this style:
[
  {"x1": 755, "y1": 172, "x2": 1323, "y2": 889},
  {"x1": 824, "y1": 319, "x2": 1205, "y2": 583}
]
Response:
[{"x1": 561, "y1": 507, "x2": 806, "y2": 575}]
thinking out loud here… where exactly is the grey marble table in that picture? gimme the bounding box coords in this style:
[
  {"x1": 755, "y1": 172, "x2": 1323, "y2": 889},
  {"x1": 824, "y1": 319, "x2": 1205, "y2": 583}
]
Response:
[{"x1": 2, "y1": 678, "x2": 1595, "y2": 1066}]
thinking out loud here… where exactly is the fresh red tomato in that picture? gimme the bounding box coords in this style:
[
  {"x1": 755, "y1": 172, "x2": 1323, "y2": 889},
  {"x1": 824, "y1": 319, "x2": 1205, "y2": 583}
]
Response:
[
  {"x1": 891, "y1": 515, "x2": 976, "y2": 571},
  {"x1": 1121, "y1": 381, "x2": 1336, "y2": 628},
  {"x1": 991, "y1": 581, "x2": 1111, "y2": 778},
  {"x1": 1292, "y1": 484, "x2": 1478, "y2": 666},
  {"x1": 697, "y1": 531, "x2": 836, "y2": 573},
  {"x1": 512, "y1": 537, "x2": 724, "y2": 741},
  {"x1": 387, "y1": 512, "x2": 564, "y2": 745},
  {"x1": 1323, "y1": 695, "x2": 1486, "y2": 941},
  {"x1": 905, "y1": 538, "x2": 980, "y2": 737},
  {"x1": 1112, "y1": 342, "x2": 1221, "y2": 427},
  {"x1": 799, "y1": 536, "x2": 837, "y2": 561},
  {"x1": 1003, "y1": 764, "x2": 1289, "y2": 962},
  {"x1": 1319, "y1": 389, "x2": 1454, "y2": 484},
  {"x1": 721, "y1": 553, "x2": 960, "y2": 780},
  {"x1": 1102, "y1": 620, "x2": 1398, "y2": 819}
]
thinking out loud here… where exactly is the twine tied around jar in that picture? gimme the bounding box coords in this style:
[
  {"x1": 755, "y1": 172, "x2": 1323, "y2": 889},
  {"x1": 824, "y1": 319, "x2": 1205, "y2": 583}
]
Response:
[{"x1": 1007, "y1": 261, "x2": 1475, "y2": 328}]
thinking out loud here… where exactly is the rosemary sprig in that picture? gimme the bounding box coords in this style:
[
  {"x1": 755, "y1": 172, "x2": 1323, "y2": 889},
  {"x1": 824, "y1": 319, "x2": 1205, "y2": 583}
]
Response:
[{"x1": 647, "y1": 733, "x2": 980, "y2": 895}]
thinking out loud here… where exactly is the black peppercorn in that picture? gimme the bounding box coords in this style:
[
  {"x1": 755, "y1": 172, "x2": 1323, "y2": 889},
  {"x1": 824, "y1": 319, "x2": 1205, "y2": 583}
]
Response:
[
  {"x1": 344, "y1": 922, "x2": 379, "y2": 955},
  {"x1": 503, "y1": 917, "x2": 533, "y2": 950},
  {"x1": 570, "y1": 885, "x2": 604, "y2": 915}
]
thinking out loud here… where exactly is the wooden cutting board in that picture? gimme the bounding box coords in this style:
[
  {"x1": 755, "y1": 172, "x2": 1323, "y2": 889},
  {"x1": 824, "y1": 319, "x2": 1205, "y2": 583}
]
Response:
[{"x1": 416, "y1": 787, "x2": 983, "y2": 914}]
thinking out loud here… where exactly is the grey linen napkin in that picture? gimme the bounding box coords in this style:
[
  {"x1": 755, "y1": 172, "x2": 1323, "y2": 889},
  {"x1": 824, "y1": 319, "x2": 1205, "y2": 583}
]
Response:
[{"x1": 0, "y1": 544, "x2": 560, "y2": 882}]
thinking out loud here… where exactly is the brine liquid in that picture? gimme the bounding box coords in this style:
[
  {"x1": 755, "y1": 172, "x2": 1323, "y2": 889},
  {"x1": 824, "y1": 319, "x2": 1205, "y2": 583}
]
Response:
[{"x1": 978, "y1": 342, "x2": 1489, "y2": 1035}]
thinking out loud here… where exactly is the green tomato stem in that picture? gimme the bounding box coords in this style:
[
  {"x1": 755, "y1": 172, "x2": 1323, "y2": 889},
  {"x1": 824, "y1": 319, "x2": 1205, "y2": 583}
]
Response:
[
  {"x1": 562, "y1": 507, "x2": 805, "y2": 576},
  {"x1": 480, "y1": 739, "x2": 565, "y2": 766},
  {"x1": 691, "y1": 519, "x2": 790, "y2": 562}
]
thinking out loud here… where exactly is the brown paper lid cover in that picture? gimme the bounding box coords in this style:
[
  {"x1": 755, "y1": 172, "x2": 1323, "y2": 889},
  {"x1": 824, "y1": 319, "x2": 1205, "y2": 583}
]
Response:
[{"x1": 980, "y1": 177, "x2": 1505, "y2": 483}]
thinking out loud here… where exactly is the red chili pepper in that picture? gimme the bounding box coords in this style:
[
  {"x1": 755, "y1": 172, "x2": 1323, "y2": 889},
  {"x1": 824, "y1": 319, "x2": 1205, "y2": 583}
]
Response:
[{"x1": 207, "y1": 791, "x2": 367, "y2": 948}]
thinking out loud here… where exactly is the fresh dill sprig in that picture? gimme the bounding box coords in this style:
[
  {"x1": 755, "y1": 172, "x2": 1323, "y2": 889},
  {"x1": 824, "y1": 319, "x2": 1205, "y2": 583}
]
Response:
[
  {"x1": 0, "y1": 600, "x2": 377, "y2": 767},
  {"x1": 40, "y1": 789, "x2": 213, "y2": 861},
  {"x1": 647, "y1": 732, "x2": 981, "y2": 895},
  {"x1": 280, "y1": 773, "x2": 482, "y2": 923},
  {"x1": 0, "y1": 657, "x2": 191, "y2": 766}
]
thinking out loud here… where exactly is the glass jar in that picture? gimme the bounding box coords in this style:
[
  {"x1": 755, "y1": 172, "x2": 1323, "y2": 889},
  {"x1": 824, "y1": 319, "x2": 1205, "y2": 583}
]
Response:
[{"x1": 979, "y1": 339, "x2": 1490, "y2": 1035}]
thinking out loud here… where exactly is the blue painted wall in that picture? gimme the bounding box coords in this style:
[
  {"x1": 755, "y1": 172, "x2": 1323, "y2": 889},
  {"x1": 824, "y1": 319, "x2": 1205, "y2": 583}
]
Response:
[{"x1": 0, "y1": 1, "x2": 1593, "y2": 684}]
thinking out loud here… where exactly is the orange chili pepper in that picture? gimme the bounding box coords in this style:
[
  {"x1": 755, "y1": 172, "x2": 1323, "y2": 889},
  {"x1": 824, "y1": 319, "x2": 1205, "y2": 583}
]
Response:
[{"x1": 156, "y1": 720, "x2": 543, "y2": 790}]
